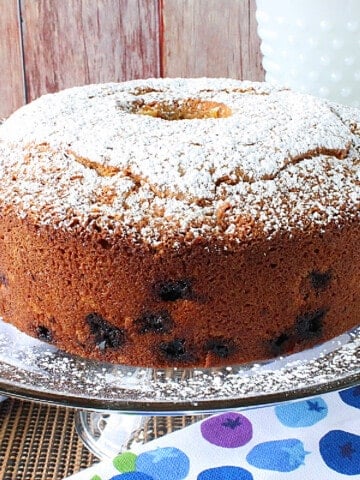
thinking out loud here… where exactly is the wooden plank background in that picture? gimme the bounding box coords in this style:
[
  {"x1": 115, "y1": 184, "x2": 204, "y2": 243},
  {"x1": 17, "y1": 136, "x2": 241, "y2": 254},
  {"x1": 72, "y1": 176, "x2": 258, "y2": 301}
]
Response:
[
  {"x1": 162, "y1": 0, "x2": 263, "y2": 80},
  {"x1": 0, "y1": 0, "x2": 264, "y2": 118},
  {"x1": 0, "y1": 0, "x2": 25, "y2": 118}
]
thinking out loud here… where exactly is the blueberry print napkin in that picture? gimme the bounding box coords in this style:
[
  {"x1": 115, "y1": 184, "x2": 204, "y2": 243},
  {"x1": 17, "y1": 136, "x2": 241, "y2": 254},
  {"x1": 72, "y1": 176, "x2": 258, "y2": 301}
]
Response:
[{"x1": 66, "y1": 386, "x2": 360, "y2": 480}]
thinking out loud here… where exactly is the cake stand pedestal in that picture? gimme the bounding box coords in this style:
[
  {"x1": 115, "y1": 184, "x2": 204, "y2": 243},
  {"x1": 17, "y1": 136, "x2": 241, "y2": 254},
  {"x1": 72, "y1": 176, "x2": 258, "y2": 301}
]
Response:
[
  {"x1": 75, "y1": 410, "x2": 207, "y2": 459},
  {"x1": 75, "y1": 410, "x2": 148, "y2": 458}
]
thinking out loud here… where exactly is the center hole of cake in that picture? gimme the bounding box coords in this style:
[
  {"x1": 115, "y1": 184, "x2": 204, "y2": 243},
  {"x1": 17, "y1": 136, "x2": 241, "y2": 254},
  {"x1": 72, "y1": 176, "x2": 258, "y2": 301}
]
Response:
[{"x1": 133, "y1": 98, "x2": 232, "y2": 120}]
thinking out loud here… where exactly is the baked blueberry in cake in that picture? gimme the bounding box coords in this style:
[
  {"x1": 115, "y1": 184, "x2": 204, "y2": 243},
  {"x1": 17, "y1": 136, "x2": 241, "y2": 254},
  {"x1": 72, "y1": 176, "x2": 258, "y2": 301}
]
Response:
[{"x1": 0, "y1": 78, "x2": 359, "y2": 367}]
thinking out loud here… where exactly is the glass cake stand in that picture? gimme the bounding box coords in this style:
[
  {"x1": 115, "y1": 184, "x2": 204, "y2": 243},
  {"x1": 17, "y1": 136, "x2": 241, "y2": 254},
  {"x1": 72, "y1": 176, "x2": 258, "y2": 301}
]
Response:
[{"x1": 0, "y1": 318, "x2": 359, "y2": 459}]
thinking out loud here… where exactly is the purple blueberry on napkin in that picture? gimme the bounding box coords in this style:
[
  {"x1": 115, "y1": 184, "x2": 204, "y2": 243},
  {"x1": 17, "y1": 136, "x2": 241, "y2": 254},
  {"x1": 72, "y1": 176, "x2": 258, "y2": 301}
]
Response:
[{"x1": 201, "y1": 412, "x2": 252, "y2": 448}]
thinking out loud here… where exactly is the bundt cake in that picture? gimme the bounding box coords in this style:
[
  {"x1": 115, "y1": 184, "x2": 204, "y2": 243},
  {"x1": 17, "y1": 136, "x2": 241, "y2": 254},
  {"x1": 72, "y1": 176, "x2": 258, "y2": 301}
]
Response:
[{"x1": 0, "y1": 78, "x2": 359, "y2": 367}]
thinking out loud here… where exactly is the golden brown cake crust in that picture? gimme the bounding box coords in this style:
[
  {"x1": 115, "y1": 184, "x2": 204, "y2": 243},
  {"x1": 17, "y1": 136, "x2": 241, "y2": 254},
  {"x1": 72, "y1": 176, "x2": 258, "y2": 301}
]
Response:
[{"x1": 0, "y1": 78, "x2": 359, "y2": 367}]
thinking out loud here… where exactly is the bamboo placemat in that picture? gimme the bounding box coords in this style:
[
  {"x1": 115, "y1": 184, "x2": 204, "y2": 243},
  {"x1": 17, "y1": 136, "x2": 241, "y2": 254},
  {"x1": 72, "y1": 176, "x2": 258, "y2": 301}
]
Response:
[
  {"x1": 0, "y1": 398, "x2": 97, "y2": 480},
  {"x1": 0, "y1": 398, "x2": 203, "y2": 480}
]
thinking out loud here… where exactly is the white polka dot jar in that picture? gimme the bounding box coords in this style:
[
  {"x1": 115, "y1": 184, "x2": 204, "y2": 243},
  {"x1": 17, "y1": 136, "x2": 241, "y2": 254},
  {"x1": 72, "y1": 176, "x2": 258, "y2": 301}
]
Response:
[{"x1": 255, "y1": 0, "x2": 360, "y2": 107}]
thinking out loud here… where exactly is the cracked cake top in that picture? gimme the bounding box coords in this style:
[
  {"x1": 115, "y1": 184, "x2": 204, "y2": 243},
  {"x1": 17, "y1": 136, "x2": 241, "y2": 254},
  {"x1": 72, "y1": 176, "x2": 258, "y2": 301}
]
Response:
[{"x1": 0, "y1": 78, "x2": 359, "y2": 248}]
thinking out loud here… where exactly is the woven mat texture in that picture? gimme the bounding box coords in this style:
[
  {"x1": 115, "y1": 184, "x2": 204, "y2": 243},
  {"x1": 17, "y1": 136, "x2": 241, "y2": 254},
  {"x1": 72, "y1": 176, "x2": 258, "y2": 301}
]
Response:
[
  {"x1": 0, "y1": 398, "x2": 202, "y2": 480},
  {"x1": 0, "y1": 398, "x2": 98, "y2": 480}
]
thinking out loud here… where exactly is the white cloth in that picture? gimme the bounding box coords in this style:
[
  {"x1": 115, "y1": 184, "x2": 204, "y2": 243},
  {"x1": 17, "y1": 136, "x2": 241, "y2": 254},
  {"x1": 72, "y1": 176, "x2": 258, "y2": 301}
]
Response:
[{"x1": 66, "y1": 387, "x2": 360, "y2": 479}]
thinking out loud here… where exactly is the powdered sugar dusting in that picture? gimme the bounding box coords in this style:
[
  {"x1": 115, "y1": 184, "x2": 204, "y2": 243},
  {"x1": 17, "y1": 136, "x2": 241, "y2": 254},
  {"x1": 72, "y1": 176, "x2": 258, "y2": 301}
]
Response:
[
  {"x1": 0, "y1": 78, "x2": 359, "y2": 246},
  {"x1": 0, "y1": 318, "x2": 359, "y2": 408}
]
